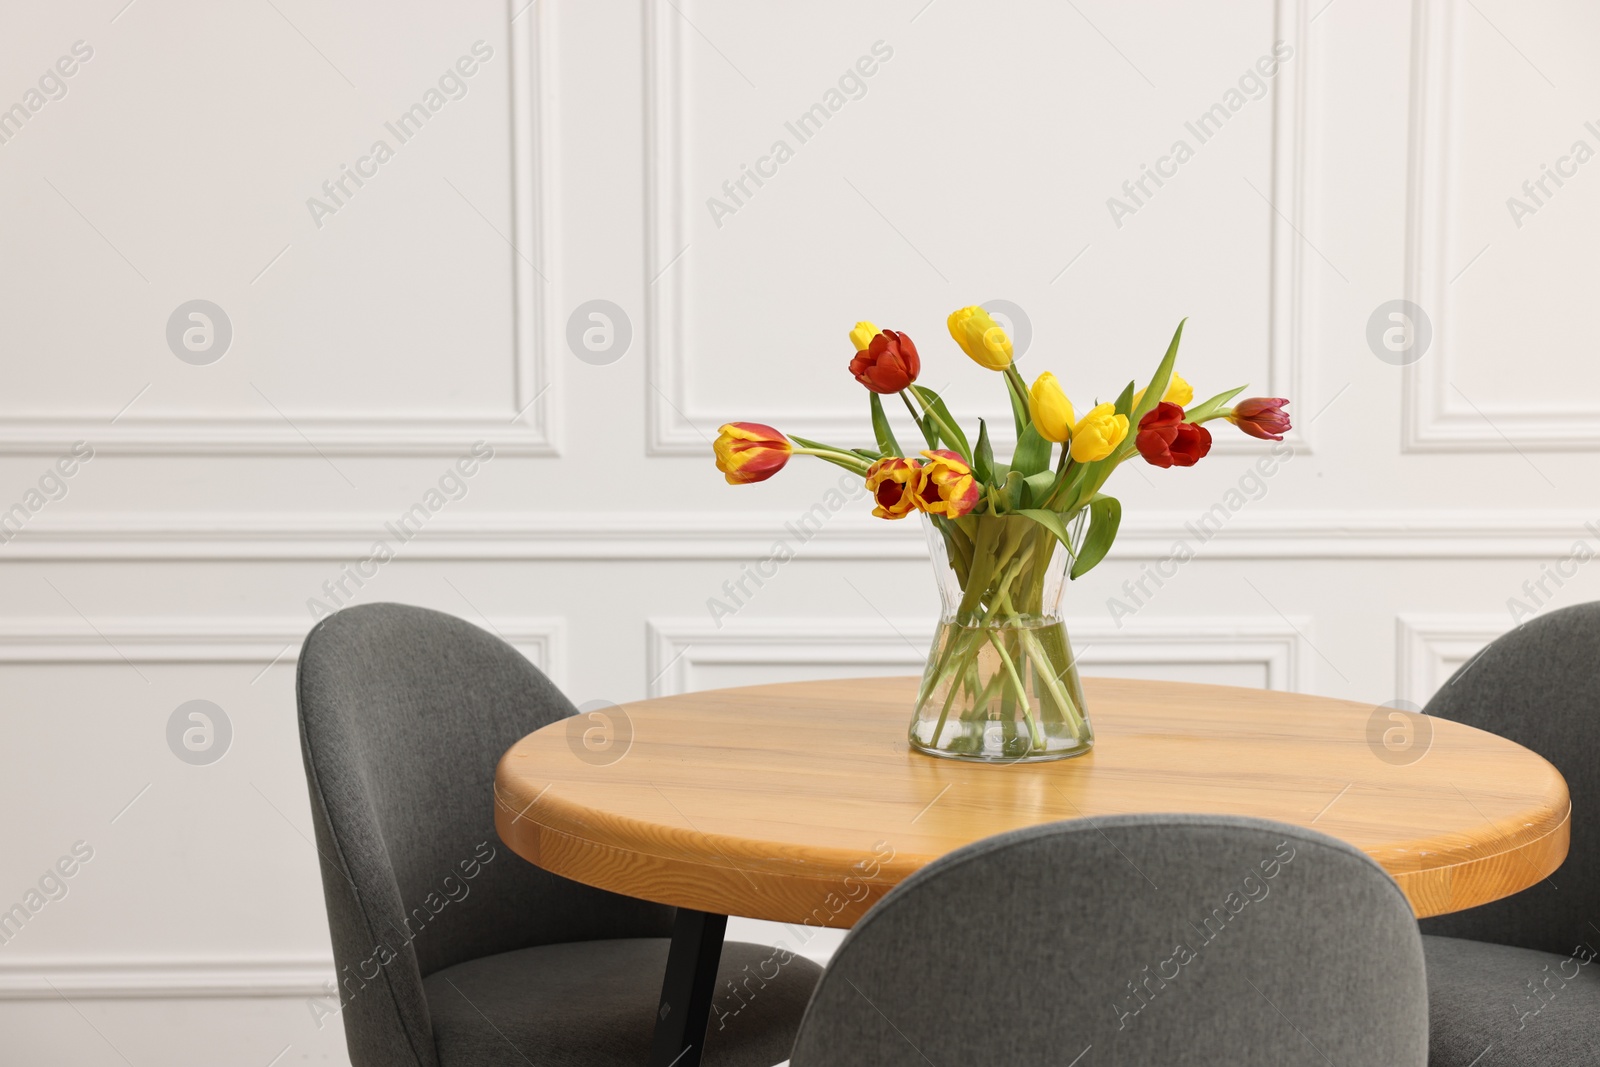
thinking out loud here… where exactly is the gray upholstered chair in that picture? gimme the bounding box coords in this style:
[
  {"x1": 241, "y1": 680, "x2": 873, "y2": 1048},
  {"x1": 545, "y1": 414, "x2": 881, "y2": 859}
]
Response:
[
  {"x1": 789, "y1": 814, "x2": 1428, "y2": 1066},
  {"x1": 296, "y1": 602, "x2": 821, "y2": 1066},
  {"x1": 1418, "y1": 601, "x2": 1600, "y2": 1066}
]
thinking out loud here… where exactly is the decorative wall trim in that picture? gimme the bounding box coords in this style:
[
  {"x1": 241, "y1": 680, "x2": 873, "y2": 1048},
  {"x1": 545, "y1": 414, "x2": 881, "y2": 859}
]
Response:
[
  {"x1": 508, "y1": 0, "x2": 560, "y2": 456},
  {"x1": 0, "y1": 958, "x2": 333, "y2": 1000},
  {"x1": 641, "y1": 0, "x2": 690, "y2": 455},
  {"x1": 1403, "y1": 0, "x2": 1599, "y2": 451},
  {"x1": 1394, "y1": 614, "x2": 1504, "y2": 706},
  {"x1": 646, "y1": 616, "x2": 1306, "y2": 697},
  {"x1": 0, "y1": 616, "x2": 564, "y2": 684},
  {"x1": 642, "y1": 0, "x2": 1313, "y2": 455},
  {"x1": 0, "y1": 1, "x2": 557, "y2": 458},
  {"x1": 2, "y1": 509, "x2": 1595, "y2": 561},
  {"x1": 0, "y1": 413, "x2": 556, "y2": 457},
  {"x1": 0, "y1": 612, "x2": 559, "y2": 1004},
  {"x1": 1267, "y1": 0, "x2": 1313, "y2": 454}
]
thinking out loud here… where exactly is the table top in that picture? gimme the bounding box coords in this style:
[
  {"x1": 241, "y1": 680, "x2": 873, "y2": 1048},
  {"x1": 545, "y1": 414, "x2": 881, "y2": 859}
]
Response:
[{"x1": 494, "y1": 676, "x2": 1570, "y2": 926}]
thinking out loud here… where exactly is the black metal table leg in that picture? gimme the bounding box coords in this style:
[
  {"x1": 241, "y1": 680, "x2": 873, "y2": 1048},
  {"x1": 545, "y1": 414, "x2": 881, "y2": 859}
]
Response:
[{"x1": 649, "y1": 908, "x2": 728, "y2": 1067}]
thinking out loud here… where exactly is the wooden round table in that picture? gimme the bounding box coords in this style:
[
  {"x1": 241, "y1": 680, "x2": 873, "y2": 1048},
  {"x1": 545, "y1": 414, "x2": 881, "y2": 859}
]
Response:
[{"x1": 494, "y1": 676, "x2": 1570, "y2": 1067}]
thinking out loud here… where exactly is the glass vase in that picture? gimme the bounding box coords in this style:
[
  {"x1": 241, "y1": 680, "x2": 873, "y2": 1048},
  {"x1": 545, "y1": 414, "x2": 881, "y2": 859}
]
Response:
[{"x1": 910, "y1": 513, "x2": 1093, "y2": 763}]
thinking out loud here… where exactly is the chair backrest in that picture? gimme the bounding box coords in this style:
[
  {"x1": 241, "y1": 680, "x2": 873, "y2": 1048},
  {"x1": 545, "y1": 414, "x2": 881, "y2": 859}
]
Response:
[
  {"x1": 1418, "y1": 601, "x2": 1600, "y2": 956},
  {"x1": 296, "y1": 603, "x2": 673, "y2": 1067},
  {"x1": 789, "y1": 814, "x2": 1427, "y2": 1067}
]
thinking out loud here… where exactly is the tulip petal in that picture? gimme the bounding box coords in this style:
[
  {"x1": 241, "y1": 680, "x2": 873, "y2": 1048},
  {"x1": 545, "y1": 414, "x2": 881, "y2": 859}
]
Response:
[{"x1": 713, "y1": 422, "x2": 792, "y2": 484}]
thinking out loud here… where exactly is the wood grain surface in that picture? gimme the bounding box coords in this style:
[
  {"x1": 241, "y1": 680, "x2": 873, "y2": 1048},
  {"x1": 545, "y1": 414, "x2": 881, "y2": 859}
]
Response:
[{"x1": 494, "y1": 676, "x2": 1569, "y2": 927}]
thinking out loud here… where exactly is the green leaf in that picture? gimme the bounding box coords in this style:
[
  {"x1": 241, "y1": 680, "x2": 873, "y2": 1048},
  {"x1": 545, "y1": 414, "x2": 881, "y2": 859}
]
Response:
[
  {"x1": 1011, "y1": 423, "x2": 1052, "y2": 477},
  {"x1": 1017, "y1": 508, "x2": 1075, "y2": 554},
  {"x1": 788, "y1": 433, "x2": 851, "y2": 453},
  {"x1": 1004, "y1": 372, "x2": 1031, "y2": 438},
  {"x1": 806, "y1": 452, "x2": 871, "y2": 475},
  {"x1": 849, "y1": 448, "x2": 882, "y2": 460},
  {"x1": 788, "y1": 434, "x2": 870, "y2": 475},
  {"x1": 1113, "y1": 380, "x2": 1137, "y2": 418},
  {"x1": 1000, "y1": 470, "x2": 1027, "y2": 512},
  {"x1": 1070, "y1": 494, "x2": 1122, "y2": 579},
  {"x1": 908, "y1": 384, "x2": 972, "y2": 463},
  {"x1": 1023, "y1": 470, "x2": 1057, "y2": 500},
  {"x1": 868, "y1": 392, "x2": 902, "y2": 458},
  {"x1": 1184, "y1": 385, "x2": 1248, "y2": 425},
  {"x1": 1128, "y1": 319, "x2": 1187, "y2": 431},
  {"x1": 895, "y1": 389, "x2": 939, "y2": 450},
  {"x1": 974, "y1": 419, "x2": 995, "y2": 484}
]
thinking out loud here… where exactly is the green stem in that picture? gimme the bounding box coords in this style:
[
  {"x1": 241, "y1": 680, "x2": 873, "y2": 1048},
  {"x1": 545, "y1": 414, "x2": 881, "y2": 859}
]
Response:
[
  {"x1": 900, "y1": 390, "x2": 938, "y2": 451},
  {"x1": 990, "y1": 553, "x2": 1029, "y2": 621},
  {"x1": 915, "y1": 613, "x2": 966, "y2": 709},
  {"x1": 986, "y1": 629, "x2": 1044, "y2": 751},
  {"x1": 1003, "y1": 365, "x2": 1029, "y2": 401},
  {"x1": 1021, "y1": 628, "x2": 1086, "y2": 738},
  {"x1": 926, "y1": 627, "x2": 984, "y2": 746},
  {"x1": 792, "y1": 447, "x2": 871, "y2": 474},
  {"x1": 946, "y1": 524, "x2": 975, "y2": 586},
  {"x1": 1002, "y1": 366, "x2": 1031, "y2": 438},
  {"x1": 1041, "y1": 446, "x2": 1076, "y2": 510},
  {"x1": 907, "y1": 389, "x2": 967, "y2": 460},
  {"x1": 957, "y1": 520, "x2": 1001, "y2": 619}
]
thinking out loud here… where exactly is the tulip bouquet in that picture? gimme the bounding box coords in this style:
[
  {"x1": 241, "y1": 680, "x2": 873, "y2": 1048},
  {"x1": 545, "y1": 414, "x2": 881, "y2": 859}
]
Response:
[{"x1": 714, "y1": 308, "x2": 1290, "y2": 763}]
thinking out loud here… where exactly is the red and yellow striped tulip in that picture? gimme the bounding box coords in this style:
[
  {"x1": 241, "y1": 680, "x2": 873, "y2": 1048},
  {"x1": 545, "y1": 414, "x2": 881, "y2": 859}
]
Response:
[
  {"x1": 865, "y1": 457, "x2": 923, "y2": 519},
  {"x1": 713, "y1": 422, "x2": 792, "y2": 484},
  {"x1": 915, "y1": 449, "x2": 981, "y2": 517}
]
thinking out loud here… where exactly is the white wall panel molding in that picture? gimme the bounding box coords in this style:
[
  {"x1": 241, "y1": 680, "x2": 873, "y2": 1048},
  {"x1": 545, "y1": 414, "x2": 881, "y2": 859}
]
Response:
[
  {"x1": 647, "y1": 616, "x2": 1305, "y2": 698},
  {"x1": 643, "y1": 0, "x2": 1314, "y2": 456},
  {"x1": 0, "y1": 413, "x2": 554, "y2": 457},
  {"x1": 0, "y1": 610, "x2": 558, "y2": 1007},
  {"x1": 507, "y1": 0, "x2": 561, "y2": 457},
  {"x1": 1395, "y1": 613, "x2": 1504, "y2": 706},
  {"x1": 1403, "y1": 0, "x2": 1600, "y2": 451},
  {"x1": 0, "y1": 2, "x2": 557, "y2": 458},
  {"x1": 1265, "y1": 0, "x2": 1315, "y2": 456},
  {"x1": 0, "y1": 958, "x2": 332, "y2": 1001},
  {"x1": 3, "y1": 509, "x2": 1597, "y2": 561},
  {"x1": 0, "y1": 616, "x2": 563, "y2": 682}
]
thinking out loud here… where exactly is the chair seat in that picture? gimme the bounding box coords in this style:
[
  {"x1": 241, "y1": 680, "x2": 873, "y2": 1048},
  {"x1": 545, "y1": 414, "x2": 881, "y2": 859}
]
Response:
[
  {"x1": 1424, "y1": 934, "x2": 1600, "y2": 1066},
  {"x1": 423, "y1": 937, "x2": 823, "y2": 1067}
]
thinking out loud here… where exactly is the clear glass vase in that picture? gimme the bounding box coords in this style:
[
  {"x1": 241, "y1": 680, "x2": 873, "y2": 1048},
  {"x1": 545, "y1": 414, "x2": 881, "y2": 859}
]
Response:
[{"x1": 910, "y1": 513, "x2": 1093, "y2": 763}]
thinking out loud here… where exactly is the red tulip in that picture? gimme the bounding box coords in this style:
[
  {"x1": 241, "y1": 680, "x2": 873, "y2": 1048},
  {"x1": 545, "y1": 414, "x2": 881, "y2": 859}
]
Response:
[
  {"x1": 849, "y1": 330, "x2": 921, "y2": 394},
  {"x1": 1228, "y1": 397, "x2": 1291, "y2": 441},
  {"x1": 1135, "y1": 402, "x2": 1212, "y2": 468}
]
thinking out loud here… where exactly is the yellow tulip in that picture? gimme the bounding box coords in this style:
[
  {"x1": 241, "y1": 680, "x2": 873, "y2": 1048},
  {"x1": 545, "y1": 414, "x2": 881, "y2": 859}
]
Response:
[
  {"x1": 1028, "y1": 372, "x2": 1075, "y2": 443},
  {"x1": 1069, "y1": 403, "x2": 1129, "y2": 463},
  {"x1": 1134, "y1": 372, "x2": 1193, "y2": 409},
  {"x1": 947, "y1": 306, "x2": 1013, "y2": 370},
  {"x1": 1165, "y1": 373, "x2": 1194, "y2": 406},
  {"x1": 849, "y1": 321, "x2": 880, "y2": 352}
]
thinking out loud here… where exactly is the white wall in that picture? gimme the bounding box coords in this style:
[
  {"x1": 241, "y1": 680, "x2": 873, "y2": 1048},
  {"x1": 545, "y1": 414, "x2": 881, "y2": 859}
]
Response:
[{"x1": 2, "y1": 0, "x2": 1597, "y2": 1061}]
